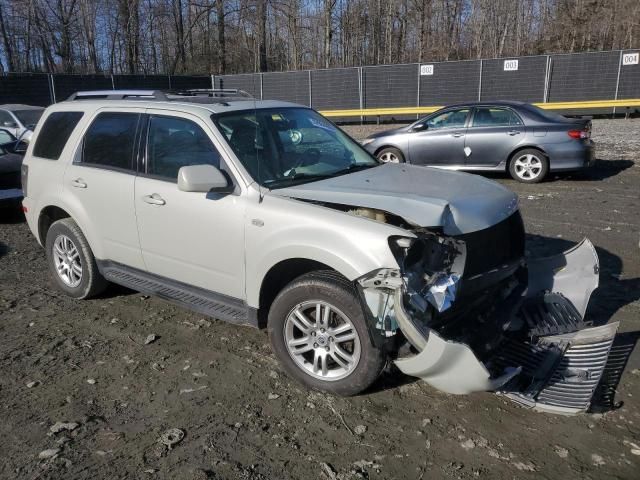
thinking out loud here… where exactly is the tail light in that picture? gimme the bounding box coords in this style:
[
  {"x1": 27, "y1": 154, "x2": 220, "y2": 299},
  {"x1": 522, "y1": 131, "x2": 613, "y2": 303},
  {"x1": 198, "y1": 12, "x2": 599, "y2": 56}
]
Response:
[
  {"x1": 21, "y1": 163, "x2": 28, "y2": 197},
  {"x1": 567, "y1": 129, "x2": 590, "y2": 139}
]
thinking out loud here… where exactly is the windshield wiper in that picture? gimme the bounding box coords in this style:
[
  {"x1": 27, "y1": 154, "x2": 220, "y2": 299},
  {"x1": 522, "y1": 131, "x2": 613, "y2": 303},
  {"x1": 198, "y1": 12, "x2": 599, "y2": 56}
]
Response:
[{"x1": 330, "y1": 163, "x2": 379, "y2": 177}]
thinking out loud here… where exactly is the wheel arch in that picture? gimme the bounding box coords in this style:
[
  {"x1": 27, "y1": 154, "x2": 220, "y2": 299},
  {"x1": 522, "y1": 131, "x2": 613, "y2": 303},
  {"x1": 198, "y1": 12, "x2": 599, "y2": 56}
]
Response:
[
  {"x1": 257, "y1": 258, "x2": 340, "y2": 325},
  {"x1": 38, "y1": 205, "x2": 72, "y2": 246}
]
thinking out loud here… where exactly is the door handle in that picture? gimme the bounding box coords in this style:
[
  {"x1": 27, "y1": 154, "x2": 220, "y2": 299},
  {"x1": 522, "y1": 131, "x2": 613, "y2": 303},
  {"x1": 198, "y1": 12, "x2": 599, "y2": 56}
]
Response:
[
  {"x1": 142, "y1": 193, "x2": 166, "y2": 206},
  {"x1": 507, "y1": 130, "x2": 522, "y2": 136},
  {"x1": 451, "y1": 132, "x2": 464, "y2": 138},
  {"x1": 71, "y1": 178, "x2": 87, "y2": 188}
]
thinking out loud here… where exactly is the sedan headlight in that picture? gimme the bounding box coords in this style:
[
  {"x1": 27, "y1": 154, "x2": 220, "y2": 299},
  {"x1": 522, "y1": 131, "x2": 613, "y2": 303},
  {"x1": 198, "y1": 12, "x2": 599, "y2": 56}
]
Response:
[{"x1": 360, "y1": 138, "x2": 375, "y2": 146}]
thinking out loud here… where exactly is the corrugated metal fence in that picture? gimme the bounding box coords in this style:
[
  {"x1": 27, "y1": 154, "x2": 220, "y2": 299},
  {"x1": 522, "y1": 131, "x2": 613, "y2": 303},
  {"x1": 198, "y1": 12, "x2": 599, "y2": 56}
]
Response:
[
  {"x1": 1, "y1": 50, "x2": 639, "y2": 119},
  {"x1": 214, "y1": 50, "x2": 640, "y2": 118}
]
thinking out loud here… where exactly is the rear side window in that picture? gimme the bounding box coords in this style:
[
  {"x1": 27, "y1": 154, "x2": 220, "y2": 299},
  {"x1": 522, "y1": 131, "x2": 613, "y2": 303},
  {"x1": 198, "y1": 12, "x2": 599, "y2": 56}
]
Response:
[
  {"x1": 146, "y1": 115, "x2": 221, "y2": 180},
  {"x1": 82, "y1": 112, "x2": 139, "y2": 171},
  {"x1": 33, "y1": 111, "x2": 84, "y2": 160},
  {"x1": 472, "y1": 108, "x2": 523, "y2": 127}
]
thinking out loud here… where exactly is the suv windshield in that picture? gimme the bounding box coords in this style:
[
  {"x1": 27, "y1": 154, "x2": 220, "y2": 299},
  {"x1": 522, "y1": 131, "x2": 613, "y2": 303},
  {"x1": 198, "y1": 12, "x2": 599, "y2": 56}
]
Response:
[
  {"x1": 212, "y1": 108, "x2": 379, "y2": 188},
  {"x1": 13, "y1": 109, "x2": 44, "y2": 128}
]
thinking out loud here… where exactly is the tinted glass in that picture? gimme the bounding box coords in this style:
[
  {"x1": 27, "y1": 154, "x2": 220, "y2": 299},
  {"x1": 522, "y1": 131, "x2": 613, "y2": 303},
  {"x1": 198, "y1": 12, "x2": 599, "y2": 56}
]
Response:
[
  {"x1": 146, "y1": 116, "x2": 221, "y2": 180},
  {"x1": 33, "y1": 111, "x2": 84, "y2": 160},
  {"x1": 13, "y1": 109, "x2": 44, "y2": 127},
  {"x1": 0, "y1": 110, "x2": 14, "y2": 125},
  {"x1": 213, "y1": 108, "x2": 378, "y2": 189},
  {"x1": 0, "y1": 129, "x2": 14, "y2": 144},
  {"x1": 472, "y1": 107, "x2": 522, "y2": 127},
  {"x1": 83, "y1": 112, "x2": 139, "y2": 170},
  {"x1": 426, "y1": 109, "x2": 470, "y2": 129}
]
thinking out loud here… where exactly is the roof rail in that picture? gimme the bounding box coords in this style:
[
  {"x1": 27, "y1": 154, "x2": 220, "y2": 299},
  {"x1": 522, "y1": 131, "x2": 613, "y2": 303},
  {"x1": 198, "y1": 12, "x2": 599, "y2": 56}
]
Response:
[
  {"x1": 67, "y1": 90, "x2": 168, "y2": 101},
  {"x1": 168, "y1": 89, "x2": 253, "y2": 99}
]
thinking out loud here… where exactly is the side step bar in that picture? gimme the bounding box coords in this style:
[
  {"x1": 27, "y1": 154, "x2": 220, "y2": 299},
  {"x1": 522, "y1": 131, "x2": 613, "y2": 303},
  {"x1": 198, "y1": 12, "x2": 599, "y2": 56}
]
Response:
[{"x1": 98, "y1": 261, "x2": 256, "y2": 327}]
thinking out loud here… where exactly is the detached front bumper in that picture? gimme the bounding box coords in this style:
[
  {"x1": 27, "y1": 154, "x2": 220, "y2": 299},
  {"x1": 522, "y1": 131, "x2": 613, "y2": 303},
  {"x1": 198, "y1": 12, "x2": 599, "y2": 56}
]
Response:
[{"x1": 361, "y1": 238, "x2": 618, "y2": 414}]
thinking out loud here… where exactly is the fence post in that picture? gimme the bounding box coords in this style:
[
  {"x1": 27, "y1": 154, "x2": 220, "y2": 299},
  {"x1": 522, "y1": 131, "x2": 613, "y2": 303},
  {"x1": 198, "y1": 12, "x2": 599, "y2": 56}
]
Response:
[
  {"x1": 416, "y1": 63, "x2": 421, "y2": 120},
  {"x1": 477, "y1": 59, "x2": 483, "y2": 101},
  {"x1": 543, "y1": 55, "x2": 551, "y2": 103},
  {"x1": 259, "y1": 73, "x2": 264, "y2": 100},
  {"x1": 48, "y1": 74, "x2": 56, "y2": 104},
  {"x1": 358, "y1": 67, "x2": 363, "y2": 124},
  {"x1": 168, "y1": 75, "x2": 172, "y2": 90},
  {"x1": 110, "y1": 74, "x2": 115, "y2": 90},
  {"x1": 613, "y1": 50, "x2": 623, "y2": 116},
  {"x1": 308, "y1": 70, "x2": 312, "y2": 107}
]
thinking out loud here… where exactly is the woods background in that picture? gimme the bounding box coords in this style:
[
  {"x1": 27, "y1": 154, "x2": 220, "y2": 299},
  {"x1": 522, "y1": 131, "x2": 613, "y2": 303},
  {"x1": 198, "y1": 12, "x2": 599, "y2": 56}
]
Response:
[{"x1": 0, "y1": 0, "x2": 638, "y2": 76}]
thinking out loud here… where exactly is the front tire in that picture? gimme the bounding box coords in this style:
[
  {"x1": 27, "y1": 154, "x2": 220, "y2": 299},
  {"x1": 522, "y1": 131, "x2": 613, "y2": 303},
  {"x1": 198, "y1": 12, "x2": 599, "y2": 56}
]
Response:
[
  {"x1": 45, "y1": 218, "x2": 107, "y2": 299},
  {"x1": 509, "y1": 148, "x2": 548, "y2": 183},
  {"x1": 376, "y1": 147, "x2": 405, "y2": 163},
  {"x1": 267, "y1": 271, "x2": 385, "y2": 396}
]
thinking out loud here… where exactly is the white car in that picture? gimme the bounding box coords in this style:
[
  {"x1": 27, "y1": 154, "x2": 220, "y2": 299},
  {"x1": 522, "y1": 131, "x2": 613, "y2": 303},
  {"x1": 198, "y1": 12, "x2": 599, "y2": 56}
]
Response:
[
  {"x1": 0, "y1": 104, "x2": 45, "y2": 143},
  {"x1": 21, "y1": 90, "x2": 616, "y2": 413}
]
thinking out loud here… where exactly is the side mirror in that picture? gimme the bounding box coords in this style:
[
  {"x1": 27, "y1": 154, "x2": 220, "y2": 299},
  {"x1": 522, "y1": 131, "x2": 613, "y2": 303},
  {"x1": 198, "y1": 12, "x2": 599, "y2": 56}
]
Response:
[
  {"x1": 3, "y1": 121, "x2": 18, "y2": 128},
  {"x1": 411, "y1": 123, "x2": 428, "y2": 132},
  {"x1": 177, "y1": 164, "x2": 233, "y2": 194}
]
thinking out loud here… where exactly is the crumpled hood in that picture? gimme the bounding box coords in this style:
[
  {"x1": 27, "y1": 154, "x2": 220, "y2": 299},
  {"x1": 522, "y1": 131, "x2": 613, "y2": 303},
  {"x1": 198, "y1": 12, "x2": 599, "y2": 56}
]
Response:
[{"x1": 271, "y1": 164, "x2": 519, "y2": 234}]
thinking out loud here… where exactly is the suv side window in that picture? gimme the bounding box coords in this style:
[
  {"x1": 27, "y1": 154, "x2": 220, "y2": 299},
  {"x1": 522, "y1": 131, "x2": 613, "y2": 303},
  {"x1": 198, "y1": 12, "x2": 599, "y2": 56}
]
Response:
[
  {"x1": 146, "y1": 115, "x2": 221, "y2": 181},
  {"x1": 425, "y1": 108, "x2": 470, "y2": 130},
  {"x1": 33, "y1": 111, "x2": 84, "y2": 160},
  {"x1": 82, "y1": 112, "x2": 139, "y2": 171},
  {"x1": 472, "y1": 107, "x2": 523, "y2": 127}
]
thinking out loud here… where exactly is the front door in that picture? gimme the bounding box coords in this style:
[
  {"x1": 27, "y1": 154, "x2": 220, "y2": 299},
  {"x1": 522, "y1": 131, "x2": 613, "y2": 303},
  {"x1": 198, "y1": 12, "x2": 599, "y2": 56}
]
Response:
[
  {"x1": 134, "y1": 110, "x2": 246, "y2": 299},
  {"x1": 408, "y1": 108, "x2": 470, "y2": 166},
  {"x1": 463, "y1": 107, "x2": 525, "y2": 167}
]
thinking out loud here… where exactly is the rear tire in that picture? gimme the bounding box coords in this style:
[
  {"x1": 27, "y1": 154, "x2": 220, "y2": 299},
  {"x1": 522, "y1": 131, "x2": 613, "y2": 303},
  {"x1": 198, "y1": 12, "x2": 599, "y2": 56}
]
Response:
[
  {"x1": 508, "y1": 148, "x2": 548, "y2": 183},
  {"x1": 267, "y1": 271, "x2": 385, "y2": 396},
  {"x1": 376, "y1": 147, "x2": 405, "y2": 164},
  {"x1": 45, "y1": 218, "x2": 107, "y2": 299}
]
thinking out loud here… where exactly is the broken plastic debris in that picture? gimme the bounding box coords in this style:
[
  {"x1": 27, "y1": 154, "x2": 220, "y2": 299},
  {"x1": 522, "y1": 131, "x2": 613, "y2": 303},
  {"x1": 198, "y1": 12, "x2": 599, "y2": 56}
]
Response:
[
  {"x1": 159, "y1": 428, "x2": 184, "y2": 448},
  {"x1": 144, "y1": 334, "x2": 159, "y2": 345},
  {"x1": 49, "y1": 422, "x2": 79, "y2": 435},
  {"x1": 424, "y1": 274, "x2": 459, "y2": 312},
  {"x1": 38, "y1": 448, "x2": 61, "y2": 459}
]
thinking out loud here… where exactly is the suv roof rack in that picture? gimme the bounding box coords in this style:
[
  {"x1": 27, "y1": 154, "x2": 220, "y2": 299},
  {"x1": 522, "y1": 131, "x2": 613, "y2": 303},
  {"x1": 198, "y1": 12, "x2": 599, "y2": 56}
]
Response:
[
  {"x1": 67, "y1": 90, "x2": 168, "y2": 101},
  {"x1": 66, "y1": 89, "x2": 254, "y2": 104}
]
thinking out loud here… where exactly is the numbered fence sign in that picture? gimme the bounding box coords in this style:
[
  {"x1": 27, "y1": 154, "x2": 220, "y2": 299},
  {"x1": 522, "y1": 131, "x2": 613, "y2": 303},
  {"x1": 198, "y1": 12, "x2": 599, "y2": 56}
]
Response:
[
  {"x1": 623, "y1": 52, "x2": 639, "y2": 66},
  {"x1": 504, "y1": 59, "x2": 519, "y2": 71},
  {"x1": 420, "y1": 64, "x2": 434, "y2": 76}
]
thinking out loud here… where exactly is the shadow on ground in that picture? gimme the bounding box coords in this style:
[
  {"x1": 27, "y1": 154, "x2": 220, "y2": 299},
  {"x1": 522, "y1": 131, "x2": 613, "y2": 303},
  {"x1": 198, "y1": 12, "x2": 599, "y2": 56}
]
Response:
[{"x1": 0, "y1": 201, "x2": 25, "y2": 224}]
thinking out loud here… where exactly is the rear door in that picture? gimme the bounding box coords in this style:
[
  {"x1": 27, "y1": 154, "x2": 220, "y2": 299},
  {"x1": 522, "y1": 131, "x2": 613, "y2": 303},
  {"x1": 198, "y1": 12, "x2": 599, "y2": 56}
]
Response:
[
  {"x1": 408, "y1": 108, "x2": 470, "y2": 166},
  {"x1": 63, "y1": 108, "x2": 145, "y2": 269},
  {"x1": 463, "y1": 107, "x2": 525, "y2": 167}
]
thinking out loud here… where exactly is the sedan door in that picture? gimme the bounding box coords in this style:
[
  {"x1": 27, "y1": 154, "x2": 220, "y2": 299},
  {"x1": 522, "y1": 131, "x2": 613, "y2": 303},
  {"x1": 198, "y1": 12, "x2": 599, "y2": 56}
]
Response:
[
  {"x1": 463, "y1": 107, "x2": 525, "y2": 167},
  {"x1": 408, "y1": 108, "x2": 470, "y2": 166},
  {"x1": 134, "y1": 110, "x2": 246, "y2": 299}
]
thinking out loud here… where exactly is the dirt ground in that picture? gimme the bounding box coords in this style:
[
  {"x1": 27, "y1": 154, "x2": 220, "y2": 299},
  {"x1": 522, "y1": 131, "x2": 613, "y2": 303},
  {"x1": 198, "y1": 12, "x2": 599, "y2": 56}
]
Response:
[{"x1": 1, "y1": 119, "x2": 639, "y2": 480}]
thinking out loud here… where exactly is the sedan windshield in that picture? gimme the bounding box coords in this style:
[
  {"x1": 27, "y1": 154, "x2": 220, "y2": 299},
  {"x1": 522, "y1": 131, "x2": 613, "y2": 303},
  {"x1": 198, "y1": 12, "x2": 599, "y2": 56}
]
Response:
[
  {"x1": 13, "y1": 109, "x2": 44, "y2": 128},
  {"x1": 212, "y1": 108, "x2": 379, "y2": 188}
]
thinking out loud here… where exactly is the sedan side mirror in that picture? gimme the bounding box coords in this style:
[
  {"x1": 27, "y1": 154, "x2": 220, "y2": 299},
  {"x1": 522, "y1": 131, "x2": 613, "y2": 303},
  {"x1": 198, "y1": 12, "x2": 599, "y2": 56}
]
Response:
[
  {"x1": 177, "y1": 164, "x2": 233, "y2": 194},
  {"x1": 411, "y1": 123, "x2": 428, "y2": 132}
]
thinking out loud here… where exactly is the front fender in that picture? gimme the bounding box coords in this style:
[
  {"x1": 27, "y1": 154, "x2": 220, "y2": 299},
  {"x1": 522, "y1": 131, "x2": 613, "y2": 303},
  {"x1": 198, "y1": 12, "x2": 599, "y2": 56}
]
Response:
[{"x1": 245, "y1": 194, "x2": 409, "y2": 308}]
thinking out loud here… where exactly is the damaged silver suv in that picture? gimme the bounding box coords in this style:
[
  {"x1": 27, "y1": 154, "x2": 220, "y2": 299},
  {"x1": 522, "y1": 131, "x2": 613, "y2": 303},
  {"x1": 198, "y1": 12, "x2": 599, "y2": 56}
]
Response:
[{"x1": 22, "y1": 90, "x2": 617, "y2": 414}]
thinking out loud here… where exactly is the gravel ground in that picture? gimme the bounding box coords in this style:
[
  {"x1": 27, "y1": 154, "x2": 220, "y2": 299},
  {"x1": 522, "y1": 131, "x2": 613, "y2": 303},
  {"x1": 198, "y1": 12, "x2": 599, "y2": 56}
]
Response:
[{"x1": 0, "y1": 119, "x2": 639, "y2": 480}]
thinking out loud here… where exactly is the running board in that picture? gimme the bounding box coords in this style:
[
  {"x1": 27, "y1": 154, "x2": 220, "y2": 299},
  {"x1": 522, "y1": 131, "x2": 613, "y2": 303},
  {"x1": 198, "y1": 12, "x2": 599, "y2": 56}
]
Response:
[{"x1": 98, "y1": 261, "x2": 256, "y2": 327}]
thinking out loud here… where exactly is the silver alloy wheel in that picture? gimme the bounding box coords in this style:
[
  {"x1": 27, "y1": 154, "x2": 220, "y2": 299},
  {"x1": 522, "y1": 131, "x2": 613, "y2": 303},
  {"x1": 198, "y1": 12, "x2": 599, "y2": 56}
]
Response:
[
  {"x1": 513, "y1": 153, "x2": 543, "y2": 180},
  {"x1": 284, "y1": 300, "x2": 361, "y2": 381},
  {"x1": 52, "y1": 234, "x2": 83, "y2": 288},
  {"x1": 379, "y1": 151, "x2": 400, "y2": 163}
]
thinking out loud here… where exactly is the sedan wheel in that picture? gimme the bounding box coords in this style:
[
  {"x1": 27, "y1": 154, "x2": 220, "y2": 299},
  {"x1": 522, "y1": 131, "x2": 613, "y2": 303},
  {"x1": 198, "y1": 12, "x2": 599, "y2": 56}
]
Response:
[
  {"x1": 284, "y1": 300, "x2": 361, "y2": 381},
  {"x1": 509, "y1": 149, "x2": 549, "y2": 183},
  {"x1": 376, "y1": 147, "x2": 404, "y2": 163}
]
